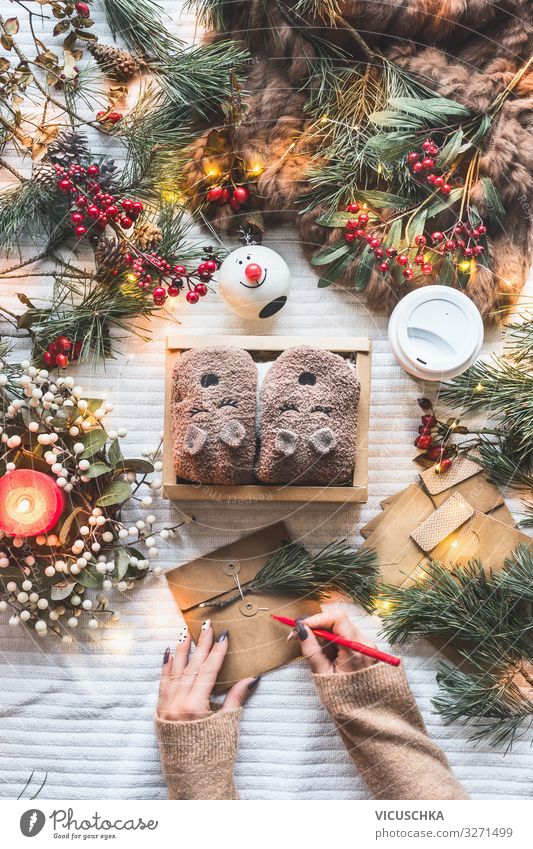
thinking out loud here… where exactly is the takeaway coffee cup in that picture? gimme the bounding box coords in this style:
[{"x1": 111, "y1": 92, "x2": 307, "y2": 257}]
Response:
[{"x1": 388, "y1": 286, "x2": 484, "y2": 381}]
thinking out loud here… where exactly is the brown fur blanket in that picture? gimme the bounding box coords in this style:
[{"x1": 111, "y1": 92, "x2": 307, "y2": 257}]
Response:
[{"x1": 186, "y1": 0, "x2": 533, "y2": 319}]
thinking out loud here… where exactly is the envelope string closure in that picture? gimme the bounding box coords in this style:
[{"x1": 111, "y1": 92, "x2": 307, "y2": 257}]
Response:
[{"x1": 199, "y1": 560, "x2": 270, "y2": 612}]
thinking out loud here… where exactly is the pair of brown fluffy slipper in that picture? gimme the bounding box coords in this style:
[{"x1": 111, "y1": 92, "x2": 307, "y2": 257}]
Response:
[{"x1": 171, "y1": 346, "x2": 360, "y2": 486}]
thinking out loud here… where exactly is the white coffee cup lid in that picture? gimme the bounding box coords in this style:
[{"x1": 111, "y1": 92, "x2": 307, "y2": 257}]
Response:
[{"x1": 388, "y1": 286, "x2": 484, "y2": 381}]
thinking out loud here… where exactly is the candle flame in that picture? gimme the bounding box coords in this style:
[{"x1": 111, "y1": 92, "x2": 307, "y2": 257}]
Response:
[{"x1": 16, "y1": 497, "x2": 32, "y2": 514}]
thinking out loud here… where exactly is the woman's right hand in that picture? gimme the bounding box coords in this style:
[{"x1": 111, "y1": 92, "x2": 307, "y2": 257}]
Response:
[{"x1": 294, "y1": 607, "x2": 378, "y2": 675}]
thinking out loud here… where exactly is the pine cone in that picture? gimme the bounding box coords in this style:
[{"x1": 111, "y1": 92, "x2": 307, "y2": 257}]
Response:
[
  {"x1": 98, "y1": 159, "x2": 119, "y2": 191},
  {"x1": 134, "y1": 221, "x2": 163, "y2": 251},
  {"x1": 31, "y1": 161, "x2": 57, "y2": 190},
  {"x1": 89, "y1": 41, "x2": 144, "y2": 82},
  {"x1": 94, "y1": 237, "x2": 125, "y2": 272},
  {"x1": 47, "y1": 131, "x2": 89, "y2": 165}
]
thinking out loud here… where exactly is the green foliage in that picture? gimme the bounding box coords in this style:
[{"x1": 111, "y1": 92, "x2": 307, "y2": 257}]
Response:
[
  {"x1": 379, "y1": 545, "x2": 533, "y2": 748},
  {"x1": 100, "y1": 0, "x2": 183, "y2": 58},
  {"x1": 204, "y1": 541, "x2": 379, "y2": 611},
  {"x1": 0, "y1": 182, "x2": 57, "y2": 252},
  {"x1": 17, "y1": 274, "x2": 155, "y2": 366}
]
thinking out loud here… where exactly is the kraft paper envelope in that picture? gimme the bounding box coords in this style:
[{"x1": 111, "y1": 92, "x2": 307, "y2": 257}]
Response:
[
  {"x1": 166, "y1": 522, "x2": 321, "y2": 692},
  {"x1": 360, "y1": 472, "x2": 509, "y2": 540},
  {"x1": 362, "y1": 486, "x2": 531, "y2": 587}
]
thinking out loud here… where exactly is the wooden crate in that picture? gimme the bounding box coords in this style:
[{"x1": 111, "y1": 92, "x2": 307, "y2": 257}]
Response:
[{"x1": 163, "y1": 334, "x2": 371, "y2": 503}]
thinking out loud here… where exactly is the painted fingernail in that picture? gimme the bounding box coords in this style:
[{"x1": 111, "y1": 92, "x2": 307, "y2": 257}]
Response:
[
  {"x1": 201, "y1": 619, "x2": 211, "y2": 631},
  {"x1": 248, "y1": 676, "x2": 261, "y2": 691},
  {"x1": 163, "y1": 647, "x2": 171, "y2": 665},
  {"x1": 177, "y1": 626, "x2": 188, "y2": 643},
  {"x1": 216, "y1": 629, "x2": 229, "y2": 643},
  {"x1": 295, "y1": 618, "x2": 308, "y2": 641}
]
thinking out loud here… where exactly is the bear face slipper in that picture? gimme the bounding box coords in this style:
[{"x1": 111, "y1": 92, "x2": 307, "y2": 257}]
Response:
[
  {"x1": 255, "y1": 346, "x2": 360, "y2": 485},
  {"x1": 171, "y1": 346, "x2": 257, "y2": 485}
]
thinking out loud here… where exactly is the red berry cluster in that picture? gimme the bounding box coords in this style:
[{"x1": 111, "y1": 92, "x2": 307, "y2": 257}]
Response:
[
  {"x1": 56, "y1": 162, "x2": 143, "y2": 239},
  {"x1": 42, "y1": 336, "x2": 81, "y2": 370},
  {"x1": 407, "y1": 139, "x2": 451, "y2": 196},
  {"x1": 344, "y1": 202, "x2": 419, "y2": 280},
  {"x1": 125, "y1": 253, "x2": 217, "y2": 306},
  {"x1": 206, "y1": 184, "x2": 250, "y2": 213},
  {"x1": 420, "y1": 221, "x2": 486, "y2": 264},
  {"x1": 414, "y1": 398, "x2": 453, "y2": 473}
]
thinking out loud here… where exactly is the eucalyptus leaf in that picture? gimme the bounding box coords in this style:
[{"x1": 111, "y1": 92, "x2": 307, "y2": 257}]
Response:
[
  {"x1": 95, "y1": 479, "x2": 131, "y2": 507},
  {"x1": 59, "y1": 506, "x2": 84, "y2": 544},
  {"x1": 115, "y1": 458, "x2": 154, "y2": 475},
  {"x1": 108, "y1": 439, "x2": 123, "y2": 466},
  {"x1": 311, "y1": 240, "x2": 351, "y2": 267},
  {"x1": 85, "y1": 398, "x2": 104, "y2": 414},
  {"x1": 80, "y1": 428, "x2": 108, "y2": 459},
  {"x1": 75, "y1": 566, "x2": 101, "y2": 589},
  {"x1": 115, "y1": 549, "x2": 130, "y2": 580},
  {"x1": 86, "y1": 462, "x2": 112, "y2": 478},
  {"x1": 51, "y1": 581, "x2": 76, "y2": 601},
  {"x1": 49, "y1": 406, "x2": 79, "y2": 428}
]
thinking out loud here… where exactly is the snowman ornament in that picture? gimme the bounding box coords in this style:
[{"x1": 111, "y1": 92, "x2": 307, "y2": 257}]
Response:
[{"x1": 218, "y1": 242, "x2": 291, "y2": 320}]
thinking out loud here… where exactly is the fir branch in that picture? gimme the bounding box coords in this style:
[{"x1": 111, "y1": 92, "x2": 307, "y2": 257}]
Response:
[
  {"x1": 154, "y1": 41, "x2": 250, "y2": 119},
  {"x1": 433, "y1": 663, "x2": 533, "y2": 750},
  {"x1": 99, "y1": 0, "x2": 183, "y2": 59},
  {"x1": 475, "y1": 439, "x2": 533, "y2": 490},
  {"x1": 504, "y1": 312, "x2": 533, "y2": 365},
  {"x1": 379, "y1": 546, "x2": 533, "y2": 748},
  {"x1": 201, "y1": 541, "x2": 378, "y2": 611},
  {"x1": 494, "y1": 544, "x2": 533, "y2": 603},
  {"x1": 441, "y1": 357, "x2": 533, "y2": 445},
  {"x1": 21, "y1": 274, "x2": 155, "y2": 365},
  {"x1": 0, "y1": 182, "x2": 57, "y2": 252},
  {"x1": 379, "y1": 559, "x2": 518, "y2": 648}
]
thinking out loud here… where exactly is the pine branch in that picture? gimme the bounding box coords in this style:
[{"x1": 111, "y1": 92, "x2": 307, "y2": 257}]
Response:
[
  {"x1": 495, "y1": 544, "x2": 533, "y2": 603},
  {"x1": 0, "y1": 182, "x2": 57, "y2": 252},
  {"x1": 433, "y1": 663, "x2": 533, "y2": 750},
  {"x1": 153, "y1": 41, "x2": 250, "y2": 119},
  {"x1": 504, "y1": 312, "x2": 533, "y2": 365},
  {"x1": 379, "y1": 546, "x2": 533, "y2": 748},
  {"x1": 201, "y1": 541, "x2": 378, "y2": 611},
  {"x1": 475, "y1": 439, "x2": 533, "y2": 490},
  {"x1": 20, "y1": 274, "x2": 155, "y2": 365},
  {"x1": 99, "y1": 0, "x2": 183, "y2": 59}
]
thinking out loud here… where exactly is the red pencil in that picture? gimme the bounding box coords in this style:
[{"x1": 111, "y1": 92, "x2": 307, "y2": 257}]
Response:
[{"x1": 271, "y1": 615, "x2": 401, "y2": 667}]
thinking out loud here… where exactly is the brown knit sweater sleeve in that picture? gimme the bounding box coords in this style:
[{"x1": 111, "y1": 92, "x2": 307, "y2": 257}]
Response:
[
  {"x1": 313, "y1": 663, "x2": 468, "y2": 800},
  {"x1": 156, "y1": 709, "x2": 241, "y2": 799}
]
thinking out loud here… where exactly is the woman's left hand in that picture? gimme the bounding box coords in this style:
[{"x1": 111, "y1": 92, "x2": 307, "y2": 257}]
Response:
[{"x1": 158, "y1": 620, "x2": 259, "y2": 722}]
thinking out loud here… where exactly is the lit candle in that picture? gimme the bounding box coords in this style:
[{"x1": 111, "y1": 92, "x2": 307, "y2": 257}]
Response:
[{"x1": 0, "y1": 469, "x2": 65, "y2": 537}]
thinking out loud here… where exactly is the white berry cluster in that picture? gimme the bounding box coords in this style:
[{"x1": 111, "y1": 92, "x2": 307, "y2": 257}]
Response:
[{"x1": 0, "y1": 358, "x2": 190, "y2": 641}]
